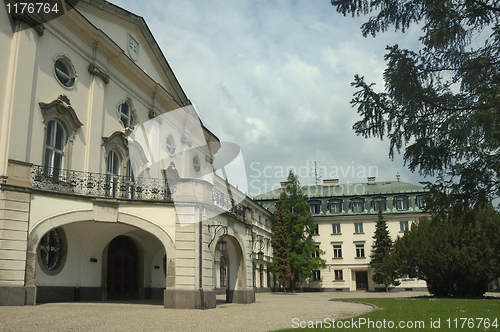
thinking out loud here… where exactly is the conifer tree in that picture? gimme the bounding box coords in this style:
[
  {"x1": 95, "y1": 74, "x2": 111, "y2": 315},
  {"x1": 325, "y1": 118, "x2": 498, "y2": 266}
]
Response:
[
  {"x1": 270, "y1": 199, "x2": 293, "y2": 293},
  {"x1": 280, "y1": 171, "x2": 326, "y2": 290},
  {"x1": 331, "y1": 0, "x2": 500, "y2": 211},
  {"x1": 370, "y1": 207, "x2": 400, "y2": 291}
]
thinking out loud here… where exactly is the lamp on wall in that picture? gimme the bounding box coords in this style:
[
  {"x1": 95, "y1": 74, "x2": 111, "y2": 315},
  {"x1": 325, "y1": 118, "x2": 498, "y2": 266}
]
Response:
[
  {"x1": 208, "y1": 223, "x2": 228, "y2": 250},
  {"x1": 216, "y1": 238, "x2": 227, "y2": 252}
]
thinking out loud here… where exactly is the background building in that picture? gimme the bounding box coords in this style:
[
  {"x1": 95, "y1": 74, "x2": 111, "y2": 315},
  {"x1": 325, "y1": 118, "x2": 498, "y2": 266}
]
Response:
[
  {"x1": 0, "y1": 0, "x2": 271, "y2": 308},
  {"x1": 255, "y1": 176, "x2": 430, "y2": 292}
]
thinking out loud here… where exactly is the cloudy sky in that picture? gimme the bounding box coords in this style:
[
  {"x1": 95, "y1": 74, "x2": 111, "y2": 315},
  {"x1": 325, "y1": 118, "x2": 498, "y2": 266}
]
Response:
[{"x1": 111, "y1": 0, "x2": 426, "y2": 197}]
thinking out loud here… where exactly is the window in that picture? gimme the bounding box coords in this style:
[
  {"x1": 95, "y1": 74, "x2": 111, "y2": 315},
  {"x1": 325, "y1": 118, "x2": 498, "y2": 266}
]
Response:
[
  {"x1": 334, "y1": 270, "x2": 343, "y2": 281},
  {"x1": 219, "y1": 256, "x2": 227, "y2": 287},
  {"x1": 371, "y1": 197, "x2": 386, "y2": 211},
  {"x1": 395, "y1": 196, "x2": 409, "y2": 211},
  {"x1": 107, "y1": 150, "x2": 121, "y2": 198},
  {"x1": 40, "y1": 95, "x2": 82, "y2": 176},
  {"x1": 416, "y1": 195, "x2": 430, "y2": 209},
  {"x1": 400, "y1": 221, "x2": 409, "y2": 232},
  {"x1": 311, "y1": 224, "x2": 319, "y2": 235},
  {"x1": 312, "y1": 270, "x2": 321, "y2": 281},
  {"x1": 258, "y1": 216, "x2": 262, "y2": 224},
  {"x1": 119, "y1": 102, "x2": 134, "y2": 128},
  {"x1": 253, "y1": 263, "x2": 256, "y2": 287},
  {"x1": 166, "y1": 134, "x2": 176, "y2": 155},
  {"x1": 327, "y1": 199, "x2": 342, "y2": 214},
  {"x1": 354, "y1": 223, "x2": 364, "y2": 234},
  {"x1": 260, "y1": 264, "x2": 264, "y2": 288},
  {"x1": 308, "y1": 201, "x2": 321, "y2": 214},
  {"x1": 351, "y1": 199, "x2": 364, "y2": 213},
  {"x1": 193, "y1": 155, "x2": 201, "y2": 172},
  {"x1": 107, "y1": 150, "x2": 121, "y2": 175},
  {"x1": 356, "y1": 244, "x2": 365, "y2": 258},
  {"x1": 126, "y1": 160, "x2": 134, "y2": 181},
  {"x1": 44, "y1": 120, "x2": 66, "y2": 175},
  {"x1": 311, "y1": 245, "x2": 320, "y2": 258},
  {"x1": 333, "y1": 244, "x2": 342, "y2": 258},
  {"x1": 54, "y1": 56, "x2": 76, "y2": 88},
  {"x1": 38, "y1": 228, "x2": 65, "y2": 274},
  {"x1": 332, "y1": 223, "x2": 341, "y2": 234}
]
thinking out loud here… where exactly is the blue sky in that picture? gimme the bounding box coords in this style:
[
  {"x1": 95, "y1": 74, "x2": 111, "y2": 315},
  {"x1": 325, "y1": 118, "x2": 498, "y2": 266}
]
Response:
[{"x1": 110, "y1": 0, "x2": 426, "y2": 197}]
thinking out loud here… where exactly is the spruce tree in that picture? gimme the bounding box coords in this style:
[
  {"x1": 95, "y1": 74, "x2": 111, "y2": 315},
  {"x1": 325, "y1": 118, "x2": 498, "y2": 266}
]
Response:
[
  {"x1": 370, "y1": 207, "x2": 400, "y2": 291},
  {"x1": 280, "y1": 171, "x2": 326, "y2": 290},
  {"x1": 271, "y1": 199, "x2": 293, "y2": 293},
  {"x1": 331, "y1": 0, "x2": 500, "y2": 211}
]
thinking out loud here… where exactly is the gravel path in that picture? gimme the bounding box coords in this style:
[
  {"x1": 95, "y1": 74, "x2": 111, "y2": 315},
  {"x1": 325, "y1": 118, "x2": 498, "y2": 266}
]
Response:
[{"x1": 0, "y1": 291, "x2": 433, "y2": 332}]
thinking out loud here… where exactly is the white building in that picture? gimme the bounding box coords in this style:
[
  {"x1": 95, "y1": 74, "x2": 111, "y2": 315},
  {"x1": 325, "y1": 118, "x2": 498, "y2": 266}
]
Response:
[
  {"x1": 0, "y1": 0, "x2": 272, "y2": 308},
  {"x1": 255, "y1": 177, "x2": 430, "y2": 292}
]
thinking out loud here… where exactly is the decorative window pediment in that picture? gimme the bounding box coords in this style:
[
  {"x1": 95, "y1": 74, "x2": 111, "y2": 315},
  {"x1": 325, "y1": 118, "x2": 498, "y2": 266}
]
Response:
[
  {"x1": 102, "y1": 131, "x2": 129, "y2": 161},
  {"x1": 39, "y1": 95, "x2": 83, "y2": 141}
]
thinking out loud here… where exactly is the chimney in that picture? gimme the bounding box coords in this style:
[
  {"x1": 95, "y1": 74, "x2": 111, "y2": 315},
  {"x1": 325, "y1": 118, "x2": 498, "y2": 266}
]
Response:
[
  {"x1": 323, "y1": 179, "x2": 339, "y2": 187},
  {"x1": 280, "y1": 181, "x2": 289, "y2": 189},
  {"x1": 367, "y1": 176, "x2": 376, "y2": 185}
]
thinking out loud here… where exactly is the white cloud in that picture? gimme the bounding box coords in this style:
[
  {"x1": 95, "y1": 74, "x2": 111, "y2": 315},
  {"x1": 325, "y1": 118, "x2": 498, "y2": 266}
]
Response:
[{"x1": 110, "y1": 0, "x2": 428, "y2": 194}]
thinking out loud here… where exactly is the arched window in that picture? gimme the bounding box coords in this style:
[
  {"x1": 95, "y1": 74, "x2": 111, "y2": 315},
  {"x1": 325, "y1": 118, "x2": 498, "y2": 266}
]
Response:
[
  {"x1": 350, "y1": 198, "x2": 365, "y2": 213},
  {"x1": 106, "y1": 150, "x2": 121, "y2": 198},
  {"x1": 394, "y1": 196, "x2": 409, "y2": 211},
  {"x1": 260, "y1": 264, "x2": 264, "y2": 288},
  {"x1": 327, "y1": 199, "x2": 342, "y2": 214},
  {"x1": 39, "y1": 95, "x2": 83, "y2": 175},
  {"x1": 308, "y1": 200, "x2": 321, "y2": 214},
  {"x1": 371, "y1": 197, "x2": 386, "y2": 212},
  {"x1": 44, "y1": 120, "x2": 66, "y2": 175},
  {"x1": 119, "y1": 102, "x2": 134, "y2": 129},
  {"x1": 107, "y1": 150, "x2": 121, "y2": 175},
  {"x1": 220, "y1": 256, "x2": 227, "y2": 288},
  {"x1": 253, "y1": 263, "x2": 256, "y2": 287}
]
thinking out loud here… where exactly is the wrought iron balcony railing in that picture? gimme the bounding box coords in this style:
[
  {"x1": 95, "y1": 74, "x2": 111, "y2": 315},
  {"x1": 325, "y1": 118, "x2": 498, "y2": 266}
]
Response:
[
  {"x1": 31, "y1": 165, "x2": 172, "y2": 201},
  {"x1": 212, "y1": 188, "x2": 246, "y2": 221}
]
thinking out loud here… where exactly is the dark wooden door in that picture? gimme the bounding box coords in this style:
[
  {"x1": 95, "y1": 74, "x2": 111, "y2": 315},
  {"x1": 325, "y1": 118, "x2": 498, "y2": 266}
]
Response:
[
  {"x1": 107, "y1": 236, "x2": 139, "y2": 300},
  {"x1": 356, "y1": 271, "x2": 368, "y2": 290}
]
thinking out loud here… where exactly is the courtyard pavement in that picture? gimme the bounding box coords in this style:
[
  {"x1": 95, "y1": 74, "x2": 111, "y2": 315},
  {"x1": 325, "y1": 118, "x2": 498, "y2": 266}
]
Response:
[{"x1": 2, "y1": 290, "x2": 497, "y2": 332}]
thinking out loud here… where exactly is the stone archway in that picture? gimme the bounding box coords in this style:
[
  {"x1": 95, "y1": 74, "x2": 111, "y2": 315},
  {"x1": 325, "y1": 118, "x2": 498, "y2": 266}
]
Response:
[
  {"x1": 219, "y1": 235, "x2": 253, "y2": 304},
  {"x1": 26, "y1": 208, "x2": 176, "y2": 305}
]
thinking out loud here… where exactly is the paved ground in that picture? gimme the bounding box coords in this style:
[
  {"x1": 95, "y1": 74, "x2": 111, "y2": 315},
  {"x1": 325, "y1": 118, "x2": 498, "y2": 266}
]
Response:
[{"x1": 3, "y1": 290, "x2": 495, "y2": 332}]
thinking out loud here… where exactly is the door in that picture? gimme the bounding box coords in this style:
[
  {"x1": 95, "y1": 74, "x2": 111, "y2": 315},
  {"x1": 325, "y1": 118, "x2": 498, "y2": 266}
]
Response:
[
  {"x1": 107, "y1": 236, "x2": 139, "y2": 300},
  {"x1": 356, "y1": 271, "x2": 368, "y2": 290}
]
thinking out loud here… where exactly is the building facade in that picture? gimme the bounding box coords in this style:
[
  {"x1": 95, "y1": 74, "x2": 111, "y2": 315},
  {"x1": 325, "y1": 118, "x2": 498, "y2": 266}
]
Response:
[
  {"x1": 0, "y1": 0, "x2": 272, "y2": 308},
  {"x1": 255, "y1": 177, "x2": 430, "y2": 292}
]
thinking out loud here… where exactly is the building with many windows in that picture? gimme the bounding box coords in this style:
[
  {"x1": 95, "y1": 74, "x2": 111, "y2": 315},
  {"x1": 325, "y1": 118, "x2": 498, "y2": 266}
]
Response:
[
  {"x1": 255, "y1": 177, "x2": 430, "y2": 292},
  {"x1": 0, "y1": 0, "x2": 272, "y2": 308}
]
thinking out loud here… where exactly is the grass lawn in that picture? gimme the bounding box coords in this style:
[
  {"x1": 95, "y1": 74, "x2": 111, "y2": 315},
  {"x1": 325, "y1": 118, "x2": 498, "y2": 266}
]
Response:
[{"x1": 274, "y1": 297, "x2": 500, "y2": 331}]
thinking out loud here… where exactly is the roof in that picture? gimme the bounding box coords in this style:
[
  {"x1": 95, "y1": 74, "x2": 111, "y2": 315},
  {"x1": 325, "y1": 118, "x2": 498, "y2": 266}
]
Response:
[{"x1": 254, "y1": 181, "x2": 429, "y2": 201}]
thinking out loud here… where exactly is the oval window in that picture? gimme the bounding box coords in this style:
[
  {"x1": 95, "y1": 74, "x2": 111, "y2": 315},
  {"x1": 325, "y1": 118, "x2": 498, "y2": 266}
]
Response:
[
  {"x1": 54, "y1": 57, "x2": 76, "y2": 88},
  {"x1": 193, "y1": 155, "x2": 201, "y2": 173},
  {"x1": 38, "y1": 228, "x2": 66, "y2": 274}
]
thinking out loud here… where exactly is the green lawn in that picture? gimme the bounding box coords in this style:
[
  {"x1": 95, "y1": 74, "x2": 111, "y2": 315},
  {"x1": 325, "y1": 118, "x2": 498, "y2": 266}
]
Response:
[{"x1": 274, "y1": 297, "x2": 500, "y2": 331}]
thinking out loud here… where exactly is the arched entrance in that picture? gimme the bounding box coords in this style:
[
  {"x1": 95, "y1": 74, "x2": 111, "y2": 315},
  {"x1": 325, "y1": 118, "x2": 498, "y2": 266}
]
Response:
[{"x1": 107, "y1": 235, "x2": 139, "y2": 300}]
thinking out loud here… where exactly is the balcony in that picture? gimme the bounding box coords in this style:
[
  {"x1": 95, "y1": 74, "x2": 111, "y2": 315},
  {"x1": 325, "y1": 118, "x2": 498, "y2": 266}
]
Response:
[
  {"x1": 212, "y1": 188, "x2": 246, "y2": 221},
  {"x1": 31, "y1": 165, "x2": 173, "y2": 201}
]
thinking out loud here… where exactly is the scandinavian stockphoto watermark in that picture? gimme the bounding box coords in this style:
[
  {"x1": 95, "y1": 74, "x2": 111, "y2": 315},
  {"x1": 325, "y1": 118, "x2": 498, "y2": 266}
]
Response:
[
  {"x1": 248, "y1": 161, "x2": 379, "y2": 197},
  {"x1": 127, "y1": 105, "x2": 247, "y2": 226},
  {"x1": 291, "y1": 317, "x2": 499, "y2": 329}
]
